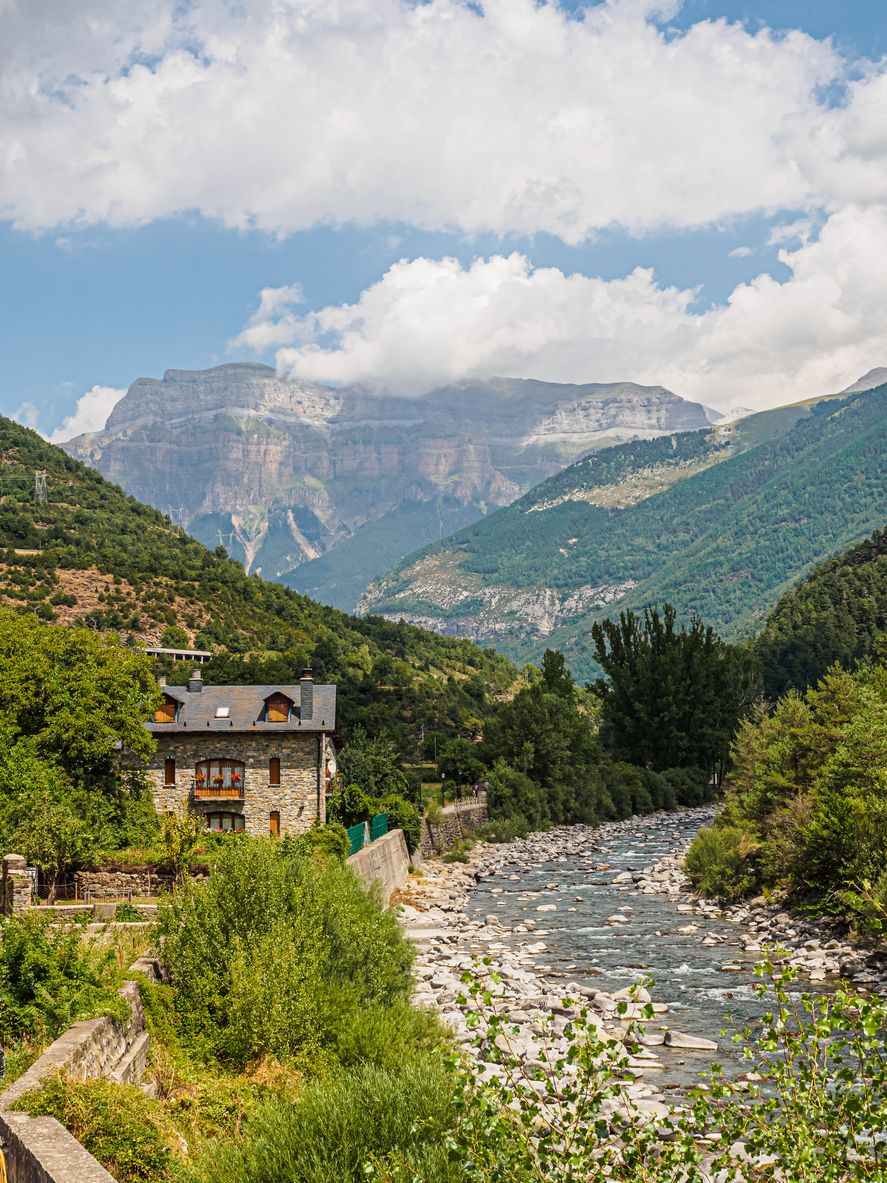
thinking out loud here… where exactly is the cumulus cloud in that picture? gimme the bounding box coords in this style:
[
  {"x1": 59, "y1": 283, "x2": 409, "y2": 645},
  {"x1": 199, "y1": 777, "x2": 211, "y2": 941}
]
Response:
[
  {"x1": 49, "y1": 386, "x2": 126, "y2": 442},
  {"x1": 242, "y1": 207, "x2": 887, "y2": 410},
  {"x1": 229, "y1": 284, "x2": 307, "y2": 352},
  {"x1": 2, "y1": 0, "x2": 882, "y2": 240},
  {"x1": 11, "y1": 402, "x2": 41, "y2": 431}
]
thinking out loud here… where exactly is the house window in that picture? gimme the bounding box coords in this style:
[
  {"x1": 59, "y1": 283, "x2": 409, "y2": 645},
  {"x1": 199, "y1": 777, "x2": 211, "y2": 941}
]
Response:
[
  {"x1": 194, "y1": 759, "x2": 245, "y2": 797},
  {"x1": 264, "y1": 693, "x2": 291, "y2": 722},
  {"x1": 269, "y1": 757, "x2": 281, "y2": 786},
  {"x1": 154, "y1": 698, "x2": 177, "y2": 724},
  {"x1": 204, "y1": 812, "x2": 245, "y2": 833},
  {"x1": 164, "y1": 758, "x2": 176, "y2": 786},
  {"x1": 270, "y1": 811, "x2": 280, "y2": 838}
]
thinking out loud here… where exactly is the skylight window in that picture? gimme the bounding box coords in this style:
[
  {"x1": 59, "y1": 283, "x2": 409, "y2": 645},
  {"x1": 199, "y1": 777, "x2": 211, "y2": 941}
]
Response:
[{"x1": 215, "y1": 706, "x2": 231, "y2": 718}]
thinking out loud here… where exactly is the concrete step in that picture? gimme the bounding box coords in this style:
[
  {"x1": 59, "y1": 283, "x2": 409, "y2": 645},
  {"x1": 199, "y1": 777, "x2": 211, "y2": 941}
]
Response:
[{"x1": 110, "y1": 1031, "x2": 151, "y2": 1085}]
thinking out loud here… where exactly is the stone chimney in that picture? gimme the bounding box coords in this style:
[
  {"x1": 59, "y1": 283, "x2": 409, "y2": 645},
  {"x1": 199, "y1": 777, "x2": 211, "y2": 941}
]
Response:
[
  {"x1": 188, "y1": 669, "x2": 204, "y2": 693},
  {"x1": 300, "y1": 668, "x2": 314, "y2": 720},
  {"x1": 157, "y1": 674, "x2": 167, "y2": 688}
]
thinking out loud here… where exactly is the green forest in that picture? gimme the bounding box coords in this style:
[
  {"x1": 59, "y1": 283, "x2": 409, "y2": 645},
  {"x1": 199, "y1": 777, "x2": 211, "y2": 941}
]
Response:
[
  {"x1": 367, "y1": 385, "x2": 887, "y2": 678},
  {"x1": 755, "y1": 525, "x2": 887, "y2": 696}
]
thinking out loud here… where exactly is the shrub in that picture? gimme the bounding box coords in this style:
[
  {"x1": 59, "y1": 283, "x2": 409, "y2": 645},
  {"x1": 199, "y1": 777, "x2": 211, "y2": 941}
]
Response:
[
  {"x1": 156, "y1": 838, "x2": 414, "y2": 1069},
  {"x1": 327, "y1": 783, "x2": 374, "y2": 828},
  {"x1": 684, "y1": 824, "x2": 760, "y2": 900},
  {"x1": 21, "y1": 1075, "x2": 175, "y2": 1183},
  {"x1": 485, "y1": 759, "x2": 548, "y2": 829},
  {"x1": 478, "y1": 815, "x2": 531, "y2": 843},
  {"x1": 375, "y1": 794, "x2": 420, "y2": 854},
  {"x1": 660, "y1": 765, "x2": 712, "y2": 806},
  {"x1": 284, "y1": 822, "x2": 350, "y2": 862},
  {"x1": 0, "y1": 913, "x2": 124, "y2": 1046}
]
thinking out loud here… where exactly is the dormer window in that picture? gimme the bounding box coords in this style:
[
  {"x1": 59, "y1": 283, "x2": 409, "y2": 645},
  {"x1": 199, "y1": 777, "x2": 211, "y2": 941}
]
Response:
[
  {"x1": 154, "y1": 695, "x2": 178, "y2": 724},
  {"x1": 263, "y1": 693, "x2": 293, "y2": 722}
]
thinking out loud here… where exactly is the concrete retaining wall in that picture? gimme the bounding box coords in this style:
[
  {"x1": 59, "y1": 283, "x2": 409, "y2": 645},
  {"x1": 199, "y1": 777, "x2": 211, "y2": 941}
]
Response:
[
  {"x1": 0, "y1": 977, "x2": 152, "y2": 1182},
  {"x1": 419, "y1": 801, "x2": 488, "y2": 856},
  {"x1": 0, "y1": 1113, "x2": 117, "y2": 1183},
  {"x1": 347, "y1": 829, "x2": 410, "y2": 900}
]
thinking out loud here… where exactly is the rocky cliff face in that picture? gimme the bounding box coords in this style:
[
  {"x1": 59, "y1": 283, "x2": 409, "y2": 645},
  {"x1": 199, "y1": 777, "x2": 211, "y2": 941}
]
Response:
[{"x1": 63, "y1": 364, "x2": 711, "y2": 610}]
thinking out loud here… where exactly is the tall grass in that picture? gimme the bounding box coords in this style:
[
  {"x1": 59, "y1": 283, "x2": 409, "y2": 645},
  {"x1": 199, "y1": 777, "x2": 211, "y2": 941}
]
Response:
[{"x1": 193, "y1": 1059, "x2": 457, "y2": 1183}]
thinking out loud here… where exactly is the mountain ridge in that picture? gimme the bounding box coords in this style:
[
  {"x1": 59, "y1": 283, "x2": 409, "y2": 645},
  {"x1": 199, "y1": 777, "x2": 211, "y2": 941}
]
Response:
[
  {"x1": 61, "y1": 364, "x2": 713, "y2": 610},
  {"x1": 360, "y1": 384, "x2": 887, "y2": 678}
]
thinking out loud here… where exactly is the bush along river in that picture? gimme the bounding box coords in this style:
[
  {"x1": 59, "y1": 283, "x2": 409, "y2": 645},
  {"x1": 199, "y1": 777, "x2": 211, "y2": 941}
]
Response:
[{"x1": 399, "y1": 807, "x2": 887, "y2": 1109}]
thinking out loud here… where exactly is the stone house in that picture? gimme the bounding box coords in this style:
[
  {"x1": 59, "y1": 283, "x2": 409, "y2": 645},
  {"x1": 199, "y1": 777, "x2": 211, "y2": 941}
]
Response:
[{"x1": 145, "y1": 668, "x2": 336, "y2": 837}]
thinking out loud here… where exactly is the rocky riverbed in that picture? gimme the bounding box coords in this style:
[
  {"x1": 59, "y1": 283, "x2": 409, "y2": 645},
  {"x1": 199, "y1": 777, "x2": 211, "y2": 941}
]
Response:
[{"x1": 396, "y1": 807, "x2": 887, "y2": 1111}]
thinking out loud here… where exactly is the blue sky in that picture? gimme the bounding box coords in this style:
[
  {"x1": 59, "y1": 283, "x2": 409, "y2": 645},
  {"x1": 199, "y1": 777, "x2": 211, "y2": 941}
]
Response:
[{"x1": 3, "y1": 0, "x2": 887, "y2": 433}]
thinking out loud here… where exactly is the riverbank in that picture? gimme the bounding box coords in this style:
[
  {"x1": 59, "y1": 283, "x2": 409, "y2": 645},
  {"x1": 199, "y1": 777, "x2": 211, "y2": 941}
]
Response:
[
  {"x1": 397, "y1": 816, "x2": 710, "y2": 1121},
  {"x1": 397, "y1": 807, "x2": 886, "y2": 1107},
  {"x1": 629, "y1": 814, "x2": 887, "y2": 994}
]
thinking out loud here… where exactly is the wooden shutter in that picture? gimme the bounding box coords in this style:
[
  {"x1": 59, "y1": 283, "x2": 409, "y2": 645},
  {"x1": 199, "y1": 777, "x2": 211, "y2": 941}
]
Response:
[
  {"x1": 269, "y1": 811, "x2": 281, "y2": 838},
  {"x1": 164, "y1": 758, "x2": 176, "y2": 786},
  {"x1": 269, "y1": 757, "x2": 281, "y2": 786},
  {"x1": 266, "y1": 694, "x2": 290, "y2": 722},
  {"x1": 155, "y1": 698, "x2": 176, "y2": 723}
]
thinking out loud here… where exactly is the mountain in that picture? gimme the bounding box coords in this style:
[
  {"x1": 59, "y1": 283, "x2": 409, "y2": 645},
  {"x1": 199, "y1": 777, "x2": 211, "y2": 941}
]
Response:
[
  {"x1": 0, "y1": 414, "x2": 518, "y2": 753},
  {"x1": 841, "y1": 367, "x2": 887, "y2": 394},
  {"x1": 62, "y1": 364, "x2": 713, "y2": 611},
  {"x1": 755, "y1": 525, "x2": 887, "y2": 697},
  {"x1": 360, "y1": 384, "x2": 887, "y2": 678}
]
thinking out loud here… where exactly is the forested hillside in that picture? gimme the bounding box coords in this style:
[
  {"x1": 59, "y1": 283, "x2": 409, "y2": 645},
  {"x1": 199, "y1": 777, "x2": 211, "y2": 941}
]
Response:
[
  {"x1": 363, "y1": 386, "x2": 887, "y2": 678},
  {"x1": 755, "y1": 526, "x2": 887, "y2": 696},
  {"x1": 0, "y1": 416, "x2": 517, "y2": 756}
]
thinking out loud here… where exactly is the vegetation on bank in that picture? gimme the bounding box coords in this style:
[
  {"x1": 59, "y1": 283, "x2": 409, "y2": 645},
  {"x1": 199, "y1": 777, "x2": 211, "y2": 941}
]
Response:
[
  {"x1": 18, "y1": 837, "x2": 444, "y2": 1183},
  {"x1": 18, "y1": 839, "x2": 887, "y2": 1183},
  {"x1": 755, "y1": 524, "x2": 887, "y2": 697},
  {"x1": 685, "y1": 661, "x2": 887, "y2": 933}
]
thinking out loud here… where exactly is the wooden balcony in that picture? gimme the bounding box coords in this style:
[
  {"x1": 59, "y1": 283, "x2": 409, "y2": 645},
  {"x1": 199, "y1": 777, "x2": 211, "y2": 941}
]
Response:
[{"x1": 192, "y1": 781, "x2": 244, "y2": 800}]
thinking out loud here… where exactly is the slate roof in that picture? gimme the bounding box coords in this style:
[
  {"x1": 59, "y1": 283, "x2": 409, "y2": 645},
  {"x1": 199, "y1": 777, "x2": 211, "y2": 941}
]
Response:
[{"x1": 147, "y1": 683, "x2": 336, "y2": 733}]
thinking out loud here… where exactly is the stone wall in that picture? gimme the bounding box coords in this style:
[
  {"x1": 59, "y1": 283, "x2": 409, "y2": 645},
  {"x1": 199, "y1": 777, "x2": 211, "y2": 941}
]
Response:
[
  {"x1": 73, "y1": 869, "x2": 173, "y2": 899},
  {"x1": 0, "y1": 978, "x2": 151, "y2": 1183},
  {"x1": 347, "y1": 829, "x2": 410, "y2": 901},
  {"x1": 146, "y1": 731, "x2": 334, "y2": 838},
  {"x1": 419, "y1": 801, "x2": 489, "y2": 856}
]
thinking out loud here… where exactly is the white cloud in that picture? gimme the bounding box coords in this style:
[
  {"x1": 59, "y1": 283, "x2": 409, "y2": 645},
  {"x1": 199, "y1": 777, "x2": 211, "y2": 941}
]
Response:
[
  {"x1": 245, "y1": 207, "x2": 887, "y2": 411},
  {"x1": 3, "y1": 0, "x2": 881, "y2": 241},
  {"x1": 11, "y1": 402, "x2": 41, "y2": 430},
  {"x1": 229, "y1": 283, "x2": 306, "y2": 352},
  {"x1": 767, "y1": 215, "x2": 817, "y2": 246},
  {"x1": 728, "y1": 246, "x2": 753, "y2": 258},
  {"x1": 49, "y1": 385, "x2": 126, "y2": 442}
]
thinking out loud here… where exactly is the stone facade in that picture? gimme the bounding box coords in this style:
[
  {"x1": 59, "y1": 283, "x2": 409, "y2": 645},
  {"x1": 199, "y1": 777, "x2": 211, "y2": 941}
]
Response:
[{"x1": 146, "y1": 730, "x2": 335, "y2": 838}]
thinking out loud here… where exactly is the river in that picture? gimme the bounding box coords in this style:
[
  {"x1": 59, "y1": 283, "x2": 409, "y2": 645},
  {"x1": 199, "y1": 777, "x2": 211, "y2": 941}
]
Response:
[{"x1": 461, "y1": 808, "x2": 836, "y2": 1091}]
